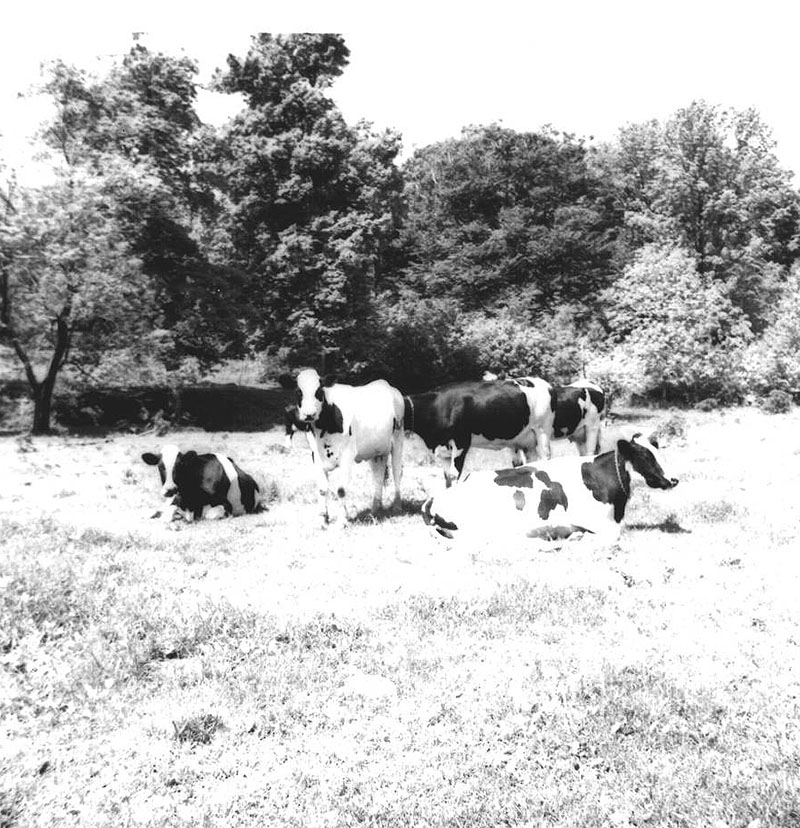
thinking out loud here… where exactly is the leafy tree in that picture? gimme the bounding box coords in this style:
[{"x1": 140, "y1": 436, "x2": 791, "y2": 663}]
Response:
[
  {"x1": 0, "y1": 165, "x2": 154, "y2": 432},
  {"x1": 207, "y1": 34, "x2": 403, "y2": 371},
  {"x1": 398, "y1": 124, "x2": 620, "y2": 318},
  {"x1": 597, "y1": 101, "x2": 800, "y2": 331},
  {"x1": 601, "y1": 243, "x2": 752, "y2": 401},
  {"x1": 39, "y1": 45, "x2": 249, "y2": 366}
]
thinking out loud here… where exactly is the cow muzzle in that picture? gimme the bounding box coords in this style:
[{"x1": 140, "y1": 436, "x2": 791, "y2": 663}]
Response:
[{"x1": 162, "y1": 484, "x2": 178, "y2": 498}]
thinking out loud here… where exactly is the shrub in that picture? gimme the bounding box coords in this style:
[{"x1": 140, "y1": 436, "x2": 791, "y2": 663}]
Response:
[
  {"x1": 695, "y1": 398, "x2": 719, "y2": 412},
  {"x1": 760, "y1": 389, "x2": 793, "y2": 414},
  {"x1": 656, "y1": 413, "x2": 689, "y2": 443}
]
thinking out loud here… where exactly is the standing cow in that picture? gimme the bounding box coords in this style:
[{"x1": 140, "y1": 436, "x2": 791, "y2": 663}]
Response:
[
  {"x1": 403, "y1": 376, "x2": 605, "y2": 482},
  {"x1": 295, "y1": 368, "x2": 405, "y2": 523},
  {"x1": 422, "y1": 432, "x2": 677, "y2": 544},
  {"x1": 513, "y1": 377, "x2": 605, "y2": 460},
  {"x1": 142, "y1": 444, "x2": 262, "y2": 521}
]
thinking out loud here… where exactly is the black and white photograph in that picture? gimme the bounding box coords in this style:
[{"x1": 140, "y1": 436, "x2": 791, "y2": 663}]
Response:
[{"x1": 2, "y1": 4, "x2": 799, "y2": 826}]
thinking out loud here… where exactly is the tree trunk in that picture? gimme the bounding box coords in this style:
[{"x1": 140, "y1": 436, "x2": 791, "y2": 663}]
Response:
[{"x1": 27, "y1": 317, "x2": 71, "y2": 435}]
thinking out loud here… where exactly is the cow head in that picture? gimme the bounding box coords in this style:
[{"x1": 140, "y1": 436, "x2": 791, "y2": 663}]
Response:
[
  {"x1": 618, "y1": 433, "x2": 678, "y2": 490},
  {"x1": 142, "y1": 444, "x2": 182, "y2": 498},
  {"x1": 296, "y1": 368, "x2": 336, "y2": 423}
]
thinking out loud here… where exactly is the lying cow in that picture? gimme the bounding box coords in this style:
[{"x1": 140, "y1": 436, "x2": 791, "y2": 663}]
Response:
[
  {"x1": 403, "y1": 376, "x2": 604, "y2": 482},
  {"x1": 421, "y1": 432, "x2": 677, "y2": 544},
  {"x1": 142, "y1": 444, "x2": 261, "y2": 521},
  {"x1": 295, "y1": 368, "x2": 405, "y2": 523}
]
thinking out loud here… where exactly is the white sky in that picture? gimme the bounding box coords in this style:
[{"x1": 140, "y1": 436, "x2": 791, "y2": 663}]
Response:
[{"x1": 2, "y1": 1, "x2": 800, "y2": 181}]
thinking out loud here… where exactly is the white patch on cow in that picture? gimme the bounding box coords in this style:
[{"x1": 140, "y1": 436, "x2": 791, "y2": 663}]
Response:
[
  {"x1": 297, "y1": 368, "x2": 324, "y2": 422},
  {"x1": 214, "y1": 454, "x2": 244, "y2": 516},
  {"x1": 159, "y1": 444, "x2": 181, "y2": 498}
]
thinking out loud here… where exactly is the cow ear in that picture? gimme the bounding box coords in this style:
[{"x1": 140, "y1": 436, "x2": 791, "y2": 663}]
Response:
[
  {"x1": 321, "y1": 373, "x2": 337, "y2": 388},
  {"x1": 142, "y1": 452, "x2": 160, "y2": 465},
  {"x1": 277, "y1": 372, "x2": 296, "y2": 390}
]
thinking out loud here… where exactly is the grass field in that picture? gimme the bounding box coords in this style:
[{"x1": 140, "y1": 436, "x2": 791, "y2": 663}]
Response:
[{"x1": 1, "y1": 407, "x2": 799, "y2": 827}]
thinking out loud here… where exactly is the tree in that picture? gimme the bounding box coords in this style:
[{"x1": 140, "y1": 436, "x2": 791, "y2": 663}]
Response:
[
  {"x1": 601, "y1": 243, "x2": 752, "y2": 401},
  {"x1": 207, "y1": 34, "x2": 403, "y2": 371},
  {"x1": 597, "y1": 101, "x2": 800, "y2": 331},
  {"x1": 39, "y1": 45, "x2": 249, "y2": 367},
  {"x1": 0, "y1": 165, "x2": 154, "y2": 432},
  {"x1": 398, "y1": 124, "x2": 620, "y2": 318}
]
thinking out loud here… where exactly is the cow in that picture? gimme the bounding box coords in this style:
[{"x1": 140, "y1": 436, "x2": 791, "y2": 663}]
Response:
[
  {"x1": 295, "y1": 368, "x2": 405, "y2": 523},
  {"x1": 403, "y1": 379, "x2": 551, "y2": 483},
  {"x1": 141, "y1": 444, "x2": 262, "y2": 521},
  {"x1": 421, "y1": 432, "x2": 678, "y2": 544},
  {"x1": 512, "y1": 377, "x2": 605, "y2": 460},
  {"x1": 403, "y1": 376, "x2": 605, "y2": 482}
]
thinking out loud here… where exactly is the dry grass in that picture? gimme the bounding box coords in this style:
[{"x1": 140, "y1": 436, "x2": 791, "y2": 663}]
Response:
[{"x1": 1, "y1": 407, "x2": 800, "y2": 827}]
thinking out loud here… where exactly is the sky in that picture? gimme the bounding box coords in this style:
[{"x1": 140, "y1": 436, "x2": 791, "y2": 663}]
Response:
[{"x1": 2, "y1": 1, "x2": 800, "y2": 182}]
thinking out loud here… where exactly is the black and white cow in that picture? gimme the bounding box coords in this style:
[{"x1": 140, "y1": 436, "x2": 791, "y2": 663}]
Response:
[
  {"x1": 403, "y1": 377, "x2": 605, "y2": 482},
  {"x1": 295, "y1": 368, "x2": 405, "y2": 522},
  {"x1": 513, "y1": 377, "x2": 605, "y2": 460},
  {"x1": 421, "y1": 432, "x2": 677, "y2": 544},
  {"x1": 403, "y1": 379, "x2": 551, "y2": 482},
  {"x1": 142, "y1": 444, "x2": 261, "y2": 521}
]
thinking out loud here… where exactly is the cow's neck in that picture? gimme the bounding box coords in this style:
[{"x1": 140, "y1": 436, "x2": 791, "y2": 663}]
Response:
[
  {"x1": 581, "y1": 451, "x2": 630, "y2": 522},
  {"x1": 316, "y1": 397, "x2": 344, "y2": 436}
]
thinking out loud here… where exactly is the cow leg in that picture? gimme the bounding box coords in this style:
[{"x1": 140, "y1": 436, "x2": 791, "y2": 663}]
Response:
[
  {"x1": 368, "y1": 455, "x2": 388, "y2": 513},
  {"x1": 332, "y1": 444, "x2": 357, "y2": 522},
  {"x1": 390, "y1": 429, "x2": 404, "y2": 511},
  {"x1": 512, "y1": 448, "x2": 527, "y2": 467},
  {"x1": 536, "y1": 430, "x2": 552, "y2": 460},
  {"x1": 452, "y1": 439, "x2": 470, "y2": 482},
  {"x1": 582, "y1": 424, "x2": 601, "y2": 456}
]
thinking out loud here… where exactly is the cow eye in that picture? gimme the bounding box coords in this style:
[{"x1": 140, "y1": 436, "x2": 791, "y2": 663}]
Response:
[{"x1": 295, "y1": 390, "x2": 302, "y2": 404}]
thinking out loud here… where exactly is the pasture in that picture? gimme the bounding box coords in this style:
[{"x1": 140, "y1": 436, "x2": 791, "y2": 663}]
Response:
[{"x1": 1, "y1": 407, "x2": 799, "y2": 827}]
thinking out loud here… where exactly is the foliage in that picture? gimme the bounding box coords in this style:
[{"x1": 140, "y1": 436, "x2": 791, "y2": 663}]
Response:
[
  {"x1": 596, "y1": 101, "x2": 800, "y2": 332},
  {"x1": 205, "y1": 34, "x2": 404, "y2": 371},
  {"x1": 397, "y1": 124, "x2": 620, "y2": 317},
  {"x1": 601, "y1": 244, "x2": 752, "y2": 401},
  {"x1": 0, "y1": 163, "x2": 155, "y2": 431},
  {"x1": 739, "y1": 269, "x2": 800, "y2": 395},
  {"x1": 760, "y1": 388, "x2": 793, "y2": 414}
]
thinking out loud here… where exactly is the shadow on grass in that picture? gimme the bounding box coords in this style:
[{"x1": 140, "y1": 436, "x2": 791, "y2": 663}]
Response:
[
  {"x1": 627, "y1": 514, "x2": 691, "y2": 534},
  {"x1": 349, "y1": 498, "x2": 427, "y2": 525}
]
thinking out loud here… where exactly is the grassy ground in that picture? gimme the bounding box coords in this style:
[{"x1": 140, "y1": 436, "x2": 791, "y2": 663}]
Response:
[{"x1": 1, "y1": 408, "x2": 799, "y2": 827}]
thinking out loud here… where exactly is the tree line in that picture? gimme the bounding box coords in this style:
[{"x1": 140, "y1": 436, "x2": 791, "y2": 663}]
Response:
[{"x1": 2, "y1": 34, "x2": 799, "y2": 432}]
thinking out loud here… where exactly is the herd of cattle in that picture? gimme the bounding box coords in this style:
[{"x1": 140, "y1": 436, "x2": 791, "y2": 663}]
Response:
[{"x1": 142, "y1": 370, "x2": 679, "y2": 542}]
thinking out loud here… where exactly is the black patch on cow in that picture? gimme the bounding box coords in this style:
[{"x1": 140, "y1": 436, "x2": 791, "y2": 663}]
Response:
[
  {"x1": 587, "y1": 387, "x2": 605, "y2": 414},
  {"x1": 422, "y1": 497, "x2": 459, "y2": 538},
  {"x1": 552, "y1": 387, "x2": 587, "y2": 437},
  {"x1": 317, "y1": 400, "x2": 344, "y2": 436},
  {"x1": 581, "y1": 452, "x2": 629, "y2": 522},
  {"x1": 406, "y1": 381, "x2": 532, "y2": 479},
  {"x1": 533, "y1": 470, "x2": 569, "y2": 519},
  {"x1": 231, "y1": 458, "x2": 260, "y2": 513},
  {"x1": 337, "y1": 486, "x2": 346, "y2": 498},
  {"x1": 512, "y1": 490, "x2": 526, "y2": 511},
  {"x1": 493, "y1": 467, "x2": 535, "y2": 488}
]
